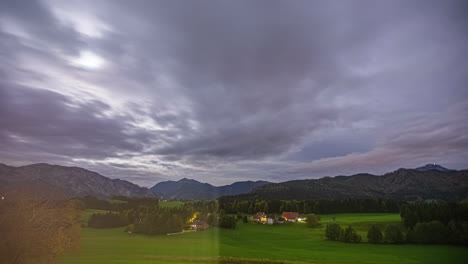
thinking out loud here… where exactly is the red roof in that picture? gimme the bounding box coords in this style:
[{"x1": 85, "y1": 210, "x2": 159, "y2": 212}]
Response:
[{"x1": 281, "y1": 212, "x2": 299, "y2": 219}]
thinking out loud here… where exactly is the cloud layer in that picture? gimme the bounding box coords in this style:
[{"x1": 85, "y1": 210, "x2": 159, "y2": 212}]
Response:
[{"x1": 1, "y1": 0, "x2": 467, "y2": 186}]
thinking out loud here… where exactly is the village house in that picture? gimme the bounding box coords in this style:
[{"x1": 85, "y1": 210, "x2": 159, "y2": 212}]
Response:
[
  {"x1": 252, "y1": 212, "x2": 267, "y2": 223},
  {"x1": 281, "y1": 212, "x2": 299, "y2": 222}
]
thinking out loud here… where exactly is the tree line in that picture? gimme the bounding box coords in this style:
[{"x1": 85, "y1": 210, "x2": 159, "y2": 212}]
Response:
[
  {"x1": 218, "y1": 198, "x2": 402, "y2": 214},
  {"x1": 86, "y1": 199, "x2": 238, "y2": 234},
  {"x1": 324, "y1": 202, "x2": 468, "y2": 245},
  {"x1": 401, "y1": 202, "x2": 468, "y2": 245}
]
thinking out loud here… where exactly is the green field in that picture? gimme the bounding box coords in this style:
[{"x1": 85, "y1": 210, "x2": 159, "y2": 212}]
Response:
[
  {"x1": 159, "y1": 200, "x2": 185, "y2": 208},
  {"x1": 60, "y1": 212, "x2": 468, "y2": 264}
]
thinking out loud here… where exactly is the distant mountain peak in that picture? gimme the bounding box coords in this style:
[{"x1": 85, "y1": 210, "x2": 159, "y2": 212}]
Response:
[
  {"x1": 415, "y1": 164, "x2": 452, "y2": 172},
  {"x1": 150, "y1": 178, "x2": 271, "y2": 200}
]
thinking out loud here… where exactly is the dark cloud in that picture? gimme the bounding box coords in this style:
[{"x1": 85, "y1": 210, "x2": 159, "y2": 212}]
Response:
[{"x1": 0, "y1": 0, "x2": 467, "y2": 185}]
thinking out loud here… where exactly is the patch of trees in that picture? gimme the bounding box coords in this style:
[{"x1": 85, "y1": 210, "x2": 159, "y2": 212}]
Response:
[
  {"x1": 401, "y1": 202, "x2": 468, "y2": 245},
  {"x1": 88, "y1": 212, "x2": 127, "y2": 228},
  {"x1": 79, "y1": 196, "x2": 115, "y2": 211},
  {"x1": 123, "y1": 206, "x2": 192, "y2": 235},
  {"x1": 0, "y1": 192, "x2": 81, "y2": 264},
  {"x1": 111, "y1": 196, "x2": 159, "y2": 210},
  {"x1": 183, "y1": 200, "x2": 218, "y2": 215},
  {"x1": 79, "y1": 196, "x2": 160, "y2": 211},
  {"x1": 218, "y1": 198, "x2": 402, "y2": 214},
  {"x1": 218, "y1": 215, "x2": 237, "y2": 229},
  {"x1": 325, "y1": 223, "x2": 361, "y2": 243}
]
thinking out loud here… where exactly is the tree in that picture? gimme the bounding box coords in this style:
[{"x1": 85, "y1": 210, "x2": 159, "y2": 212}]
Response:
[
  {"x1": 325, "y1": 223, "x2": 342, "y2": 241},
  {"x1": 401, "y1": 207, "x2": 418, "y2": 229},
  {"x1": 367, "y1": 225, "x2": 383, "y2": 243},
  {"x1": 306, "y1": 214, "x2": 320, "y2": 228},
  {"x1": 384, "y1": 225, "x2": 405, "y2": 244},
  {"x1": 341, "y1": 225, "x2": 362, "y2": 243}
]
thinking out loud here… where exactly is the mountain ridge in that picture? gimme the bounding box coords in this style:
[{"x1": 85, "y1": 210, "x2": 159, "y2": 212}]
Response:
[
  {"x1": 150, "y1": 178, "x2": 271, "y2": 200},
  {"x1": 0, "y1": 163, "x2": 155, "y2": 198},
  {"x1": 245, "y1": 168, "x2": 468, "y2": 201}
]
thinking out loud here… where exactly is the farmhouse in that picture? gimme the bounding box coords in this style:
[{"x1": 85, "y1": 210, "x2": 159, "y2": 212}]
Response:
[
  {"x1": 281, "y1": 212, "x2": 299, "y2": 222},
  {"x1": 190, "y1": 220, "x2": 209, "y2": 231},
  {"x1": 253, "y1": 212, "x2": 267, "y2": 223}
]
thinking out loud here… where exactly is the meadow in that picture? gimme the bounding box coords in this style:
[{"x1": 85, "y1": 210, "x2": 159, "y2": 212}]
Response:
[{"x1": 59, "y1": 212, "x2": 468, "y2": 264}]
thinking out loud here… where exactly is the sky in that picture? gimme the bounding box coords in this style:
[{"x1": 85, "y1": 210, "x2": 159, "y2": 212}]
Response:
[{"x1": 0, "y1": 0, "x2": 467, "y2": 186}]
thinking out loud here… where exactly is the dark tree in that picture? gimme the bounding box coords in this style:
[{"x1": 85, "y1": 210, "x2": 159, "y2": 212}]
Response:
[
  {"x1": 218, "y1": 215, "x2": 237, "y2": 229},
  {"x1": 325, "y1": 223, "x2": 342, "y2": 241},
  {"x1": 367, "y1": 225, "x2": 383, "y2": 243},
  {"x1": 341, "y1": 225, "x2": 362, "y2": 243},
  {"x1": 242, "y1": 215, "x2": 248, "y2": 223},
  {"x1": 408, "y1": 221, "x2": 449, "y2": 244},
  {"x1": 384, "y1": 225, "x2": 405, "y2": 244},
  {"x1": 306, "y1": 214, "x2": 321, "y2": 228}
]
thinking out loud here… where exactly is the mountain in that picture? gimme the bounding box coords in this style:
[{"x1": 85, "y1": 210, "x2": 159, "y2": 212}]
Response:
[
  {"x1": 415, "y1": 163, "x2": 452, "y2": 172},
  {"x1": 0, "y1": 163, "x2": 155, "y2": 198},
  {"x1": 151, "y1": 178, "x2": 270, "y2": 200},
  {"x1": 243, "y1": 168, "x2": 468, "y2": 202}
]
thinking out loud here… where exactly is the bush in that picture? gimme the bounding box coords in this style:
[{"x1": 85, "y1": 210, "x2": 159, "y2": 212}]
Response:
[
  {"x1": 367, "y1": 225, "x2": 383, "y2": 243},
  {"x1": 306, "y1": 214, "x2": 321, "y2": 228},
  {"x1": 384, "y1": 225, "x2": 405, "y2": 244},
  {"x1": 341, "y1": 225, "x2": 362, "y2": 243},
  {"x1": 219, "y1": 215, "x2": 237, "y2": 229},
  {"x1": 325, "y1": 222, "x2": 342, "y2": 241}
]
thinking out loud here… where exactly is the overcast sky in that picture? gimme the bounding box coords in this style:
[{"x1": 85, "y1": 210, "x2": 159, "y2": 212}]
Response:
[{"x1": 1, "y1": 0, "x2": 467, "y2": 186}]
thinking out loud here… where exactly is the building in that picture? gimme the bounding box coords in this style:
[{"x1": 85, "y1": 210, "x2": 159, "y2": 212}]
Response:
[
  {"x1": 253, "y1": 212, "x2": 267, "y2": 223},
  {"x1": 281, "y1": 212, "x2": 299, "y2": 222}
]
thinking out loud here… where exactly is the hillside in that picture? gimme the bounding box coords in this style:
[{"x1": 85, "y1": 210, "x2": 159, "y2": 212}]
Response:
[
  {"x1": 0, "y1": 163, "x2": 155, "y2": 198},
  {"x1": 151, "y1": 178, "x2": 270, "y2": 200},
  {"x1": 244, "y1": 167, "x2": 468, "y2": 201}
]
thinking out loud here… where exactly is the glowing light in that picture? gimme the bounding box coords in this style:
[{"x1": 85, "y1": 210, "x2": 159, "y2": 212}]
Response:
[{"x1": 70, "y1": 51, "x2": 106, "y2": 70}]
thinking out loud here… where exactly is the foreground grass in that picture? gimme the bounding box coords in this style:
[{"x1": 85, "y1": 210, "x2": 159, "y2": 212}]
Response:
[{"x1": 60, "y1": 213, "x2": 468, "y2": 264}]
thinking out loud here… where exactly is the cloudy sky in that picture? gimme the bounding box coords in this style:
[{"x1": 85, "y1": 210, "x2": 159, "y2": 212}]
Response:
[{"x1": 1, "y1": 0, "x2": 467, "y2": 186}]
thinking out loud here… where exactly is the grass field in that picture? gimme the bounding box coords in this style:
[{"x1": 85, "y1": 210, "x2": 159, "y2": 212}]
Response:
[
  {"x1": 59, "y1": 212, "x2": 468, "y2": 264},
  {"x1": 159, "y1": 200, "x2": 185, "y2": 208}
]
